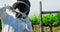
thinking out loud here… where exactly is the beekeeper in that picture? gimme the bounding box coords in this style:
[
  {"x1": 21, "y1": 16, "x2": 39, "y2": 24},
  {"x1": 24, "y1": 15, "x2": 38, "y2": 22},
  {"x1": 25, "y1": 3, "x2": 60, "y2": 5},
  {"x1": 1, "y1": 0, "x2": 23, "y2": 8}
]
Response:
[{"x1": 0, "y1": 0, "x2": 32, "y2": 32}]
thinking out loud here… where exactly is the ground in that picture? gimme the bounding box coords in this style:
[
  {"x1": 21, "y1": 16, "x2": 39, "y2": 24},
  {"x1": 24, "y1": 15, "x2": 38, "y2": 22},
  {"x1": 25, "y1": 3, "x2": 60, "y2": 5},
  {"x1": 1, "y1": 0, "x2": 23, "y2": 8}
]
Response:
[
  {"x1": 0, "y1": 26, "x2": 60, "y2": 32},
  {"x1": 32, "y1": 25, "x2": 60, "y2": 32}
]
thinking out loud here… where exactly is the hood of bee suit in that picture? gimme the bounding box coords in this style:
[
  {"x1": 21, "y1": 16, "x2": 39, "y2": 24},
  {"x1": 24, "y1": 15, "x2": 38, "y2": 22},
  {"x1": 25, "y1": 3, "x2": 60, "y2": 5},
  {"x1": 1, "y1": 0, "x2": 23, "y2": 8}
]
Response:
[{"x1": 12, "y1": 1, "x2": 30, "y2": 18}]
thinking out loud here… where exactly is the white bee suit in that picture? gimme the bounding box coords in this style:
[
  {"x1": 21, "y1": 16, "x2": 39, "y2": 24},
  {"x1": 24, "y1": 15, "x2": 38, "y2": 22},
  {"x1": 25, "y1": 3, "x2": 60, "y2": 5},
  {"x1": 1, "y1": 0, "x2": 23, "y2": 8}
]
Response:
[{"x1": 0, "y1": 6, "x2": 32, "y2": 32}]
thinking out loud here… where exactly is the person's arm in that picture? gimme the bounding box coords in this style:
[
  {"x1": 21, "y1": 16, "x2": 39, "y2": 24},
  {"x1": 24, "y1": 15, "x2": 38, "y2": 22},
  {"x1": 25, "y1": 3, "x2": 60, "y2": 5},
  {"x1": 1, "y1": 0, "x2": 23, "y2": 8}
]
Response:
[
  {"x1": 0, "y1": 6, "x2": 10, "y2": 20},
  {"x1": 25, "y1": 18, "x2": 32, "y2": 32},
  {"x1": 28, "y1": 22, "x2": 32, "y2": 32}
]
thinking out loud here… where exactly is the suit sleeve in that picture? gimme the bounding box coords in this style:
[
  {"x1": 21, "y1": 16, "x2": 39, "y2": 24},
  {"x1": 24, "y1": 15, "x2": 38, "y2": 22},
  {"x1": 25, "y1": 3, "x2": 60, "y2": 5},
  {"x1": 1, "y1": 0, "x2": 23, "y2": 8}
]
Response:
[
  {"x1": 26, "y1": 18, "x2": 32, "y2": 32},
  {"x1": 28, "y1": 22, "x2": 32, "y2": 32},
  {"x1": 0, "y1": 6, "x2": 10, "y2": 20}
]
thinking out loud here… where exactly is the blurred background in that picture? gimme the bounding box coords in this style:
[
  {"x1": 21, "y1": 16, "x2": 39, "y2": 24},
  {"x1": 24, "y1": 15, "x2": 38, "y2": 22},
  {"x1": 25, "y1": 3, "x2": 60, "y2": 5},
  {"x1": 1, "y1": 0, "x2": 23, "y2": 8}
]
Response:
[{"x1": 0, "y1": 0, "x2": 60, "y2": 32}]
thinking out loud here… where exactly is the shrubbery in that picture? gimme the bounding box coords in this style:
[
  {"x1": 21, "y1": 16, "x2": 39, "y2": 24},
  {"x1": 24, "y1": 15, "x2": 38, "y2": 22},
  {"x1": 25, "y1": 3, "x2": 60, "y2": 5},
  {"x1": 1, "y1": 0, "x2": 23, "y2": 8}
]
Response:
[
  {"x1": 29, "y1": 13, "x2": 60, "y2": 26},
  {"x1": 29, "y1": 13, "x2": 60, "y2": 32},
  {"x1": 0, "y1": 20, "x2": 2, "y2": 28}
]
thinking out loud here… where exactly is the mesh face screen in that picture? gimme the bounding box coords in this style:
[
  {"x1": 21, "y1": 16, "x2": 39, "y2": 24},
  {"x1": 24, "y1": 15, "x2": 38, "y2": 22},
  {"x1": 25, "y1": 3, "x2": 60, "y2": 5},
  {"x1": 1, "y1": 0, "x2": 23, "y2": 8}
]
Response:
[{"x1": 13, "y1": 3, "x2": 29, "y2": 13}]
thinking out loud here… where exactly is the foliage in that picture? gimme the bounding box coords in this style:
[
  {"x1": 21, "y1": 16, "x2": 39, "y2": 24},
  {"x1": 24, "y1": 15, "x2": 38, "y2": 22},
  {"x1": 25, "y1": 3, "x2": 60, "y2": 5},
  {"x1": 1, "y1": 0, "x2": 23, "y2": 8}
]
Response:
[
  {"x1": 29, "y1": 13, "x2": 60, "y2": 26},
  {"x1": 0, "y1": 20, "x2": 2, "y2": 28},
  {"x1": 29, "y1": 15, "x2": 40, "y2": 25},
  {"x1": 42, "y1": 14, "x2": 59, "y2": 26}
]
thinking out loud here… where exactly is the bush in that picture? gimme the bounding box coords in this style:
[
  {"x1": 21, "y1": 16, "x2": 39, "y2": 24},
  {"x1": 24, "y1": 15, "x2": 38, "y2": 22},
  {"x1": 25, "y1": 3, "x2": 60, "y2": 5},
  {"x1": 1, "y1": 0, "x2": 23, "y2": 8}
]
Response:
[{"x1": 29, "y1": 13, "x2": 60, "y2": 26}]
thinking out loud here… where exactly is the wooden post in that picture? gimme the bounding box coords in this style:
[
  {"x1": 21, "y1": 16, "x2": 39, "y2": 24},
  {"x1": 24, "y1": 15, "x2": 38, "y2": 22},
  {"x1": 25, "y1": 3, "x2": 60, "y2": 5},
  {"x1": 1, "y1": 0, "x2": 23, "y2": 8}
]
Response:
[
  {"x1": 42, "y1": 11, "x2": 60, "y2": 14},
  {"x1": 39, "y1": 1, "x2": 43, "y2": 32}
]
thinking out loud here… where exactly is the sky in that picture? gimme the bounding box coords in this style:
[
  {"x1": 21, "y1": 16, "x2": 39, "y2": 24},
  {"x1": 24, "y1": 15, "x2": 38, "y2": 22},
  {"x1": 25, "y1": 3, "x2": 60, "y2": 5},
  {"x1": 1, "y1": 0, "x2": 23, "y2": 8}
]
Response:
[{"x1": 0, "y1": 0, "x2": 60, "y2": 17}]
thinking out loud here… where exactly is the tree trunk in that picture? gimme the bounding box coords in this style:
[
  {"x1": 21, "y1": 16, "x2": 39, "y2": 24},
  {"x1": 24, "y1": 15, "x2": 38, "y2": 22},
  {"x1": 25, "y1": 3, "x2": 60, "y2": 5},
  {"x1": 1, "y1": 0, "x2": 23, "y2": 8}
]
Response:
[
  {"x1": 32, "y1": 25, "x2": 36, "y2": 32},
  {"x1": 49, "y1": 25, "x2": 53, "y2": 32}
]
